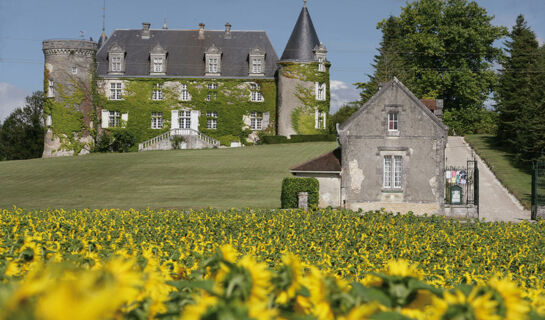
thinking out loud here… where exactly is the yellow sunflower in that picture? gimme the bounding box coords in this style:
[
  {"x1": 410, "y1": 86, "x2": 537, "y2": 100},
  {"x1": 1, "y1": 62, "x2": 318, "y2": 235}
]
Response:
[{"x1": 428, "y1": 288, "x2": 501, "y2": 320}]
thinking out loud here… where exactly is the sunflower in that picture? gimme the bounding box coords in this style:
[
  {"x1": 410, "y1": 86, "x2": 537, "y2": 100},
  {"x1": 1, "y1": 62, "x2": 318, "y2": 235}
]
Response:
[
  {"x1": 385, "y1": 259, "x2": 422, "y2": 279},
  {"x1": 487, "y1": 276, "x2": 529, "y2": 319},
  {"x1": 180, "y1": 294, "x2": 218, "y2": 320},
  {"x1": 428, "y1": 288, "x2": 501, "y2": 320}
]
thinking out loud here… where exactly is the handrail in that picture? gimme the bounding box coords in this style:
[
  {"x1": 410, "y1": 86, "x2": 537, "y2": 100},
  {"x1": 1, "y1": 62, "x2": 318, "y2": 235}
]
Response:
[{"x1": 138, "y1": 128, "x2": 220, "y2": 151}]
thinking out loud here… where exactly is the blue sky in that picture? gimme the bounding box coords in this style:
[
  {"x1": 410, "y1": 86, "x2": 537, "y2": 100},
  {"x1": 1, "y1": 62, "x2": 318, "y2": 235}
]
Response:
[{"x1": 1, "y1": 0, "x2": 544, "y2": 119}]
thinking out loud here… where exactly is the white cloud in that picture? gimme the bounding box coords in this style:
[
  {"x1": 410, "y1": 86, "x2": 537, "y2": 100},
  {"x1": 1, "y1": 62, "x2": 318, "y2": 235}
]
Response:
[
  {"x1": 0, "y1": 83, "x2": 28, "y2": 122},
  {"x1": 537, "y1": 36, "x2": 544, "y2": 46},
  {"x1": 329, "y1": 80, "x2": 360, "y2": 114}
]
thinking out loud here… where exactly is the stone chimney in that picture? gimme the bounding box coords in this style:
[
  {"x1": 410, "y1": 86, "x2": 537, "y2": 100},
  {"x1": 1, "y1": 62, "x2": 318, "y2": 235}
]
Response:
[
  {"x1": 198, "y1": 23, "x2": 205, "y2": 40},
  {"x1": 224, "y1": 22, "x2": 232, "y2": 39},
  {"x1": 142, "y1": 22, "x2": 151, "y2": 39},
  {"x1": 435, "y1": 99, "x2": 444, "y2": 119}
]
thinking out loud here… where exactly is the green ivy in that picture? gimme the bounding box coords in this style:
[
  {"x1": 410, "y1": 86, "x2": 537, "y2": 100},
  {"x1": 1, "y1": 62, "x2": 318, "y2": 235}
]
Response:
[
  {"x1": 98, "y1": 78, "x2": 276, "y2": 147},
  {"x1": 279, "y1": 62, "x2": 330, "y2": 134}
]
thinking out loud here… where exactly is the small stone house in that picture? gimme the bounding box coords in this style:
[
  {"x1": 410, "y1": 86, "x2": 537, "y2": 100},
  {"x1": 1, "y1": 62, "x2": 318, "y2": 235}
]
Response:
[{"x1": 291, "y1": 78, "x2": 448, "y2": 215}]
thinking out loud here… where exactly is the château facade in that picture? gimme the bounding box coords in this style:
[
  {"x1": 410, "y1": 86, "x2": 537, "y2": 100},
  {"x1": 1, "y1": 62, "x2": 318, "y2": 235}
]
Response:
[{"x1": 42, "y1": 3, "x2": 330, "y2": 157}]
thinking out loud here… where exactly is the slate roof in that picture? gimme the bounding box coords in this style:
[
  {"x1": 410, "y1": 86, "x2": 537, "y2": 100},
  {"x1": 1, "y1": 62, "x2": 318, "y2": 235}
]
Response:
[
  {"x1": 290, "y1": 148, "x2": 342, "y2": 173},
  {"x1": 96, "y1": 29, "x2": 279, "y2": 78},
  {"x1": 280, "y1": 6, "x2": 320, "y2": 62}
]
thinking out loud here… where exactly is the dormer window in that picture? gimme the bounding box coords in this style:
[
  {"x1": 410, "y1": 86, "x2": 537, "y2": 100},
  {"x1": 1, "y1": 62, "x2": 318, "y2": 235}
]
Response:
[
  {"x1": 108, "y1": 43, "x2": 125, "y2": 75},
  {"x1": 249, "y1": 47, "x2": 265, "y2": 76},
  {"x1": 388, "y1": 112, "x2": 398, "y2": 131},
  {"x1": 315, "y1": 82, "x2": 326, "y2": 101},
  {"x1": 205, "y1": 44, "x2": 222, "y2": 76},
  {"x1": 150, "y1": 43, "x2": 167, "y2": 75}
]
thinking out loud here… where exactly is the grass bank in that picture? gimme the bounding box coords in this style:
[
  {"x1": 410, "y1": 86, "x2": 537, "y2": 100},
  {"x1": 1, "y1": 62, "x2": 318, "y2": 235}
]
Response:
[
  {"x1": 0, "y1": 142, "x2": 337, "y2": 209},
  {"x1": 465, "y1": 134, "x2": 532, "y2": 208}
]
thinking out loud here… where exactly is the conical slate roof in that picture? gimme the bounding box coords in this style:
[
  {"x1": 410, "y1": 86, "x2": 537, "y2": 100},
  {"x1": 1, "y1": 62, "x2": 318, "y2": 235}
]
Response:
[{"x1": 280, "y1": 5, "x2": 320, "y2": 62}]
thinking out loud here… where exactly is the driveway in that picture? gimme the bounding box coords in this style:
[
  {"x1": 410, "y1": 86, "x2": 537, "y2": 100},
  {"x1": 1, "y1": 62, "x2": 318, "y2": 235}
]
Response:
[{"x1": 445, "y1": 136, "x2": 530, "y2": 222}]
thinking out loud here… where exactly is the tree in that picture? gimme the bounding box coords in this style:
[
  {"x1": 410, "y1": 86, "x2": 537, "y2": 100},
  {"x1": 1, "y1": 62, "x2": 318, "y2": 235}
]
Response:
[
  {"x1": 0, "y1": 91, "x2": 45, "y2": 160},
  {"x1": 327, "y1": 102, "x2": 360, "y2": 134},
  {"x1": 495, "y1": 15, "x2": 542, "y2": 161},
  {"x1": 358, "y1": 0, "x2": 506, "y2": 134}
]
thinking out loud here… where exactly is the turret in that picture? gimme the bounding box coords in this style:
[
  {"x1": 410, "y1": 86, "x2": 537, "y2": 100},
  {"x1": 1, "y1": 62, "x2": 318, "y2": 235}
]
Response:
[
  {"x1": 42, "y1": 39, "x2": 97, "y2": 157},
  {"x1": 277, "y1": 2, "x2": 330, "y2": 137}
]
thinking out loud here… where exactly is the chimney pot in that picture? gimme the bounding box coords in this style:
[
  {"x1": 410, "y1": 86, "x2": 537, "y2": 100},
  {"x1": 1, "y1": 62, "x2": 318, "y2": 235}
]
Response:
[
  {"x1": 224, "y1": 22, "x2": 232, "y2": 39},
  {"x1": 142, "y1": 22, "x2": 150, "y2": 30},
  {"x1": 198, "y1": 23, "x2": 205, "y2": 39},
  {"x1": 141, "y1": 22, "x2": 151, "y2": 39}
]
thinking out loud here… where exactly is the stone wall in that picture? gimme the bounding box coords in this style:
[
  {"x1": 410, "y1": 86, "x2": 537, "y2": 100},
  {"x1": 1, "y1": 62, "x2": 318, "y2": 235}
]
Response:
[
  {"x1": 294, "y1": 172, "x2": 341, "y2": 208},
  {"x1": 277, "y1": 67, "x2": 315, "y2": 136}
]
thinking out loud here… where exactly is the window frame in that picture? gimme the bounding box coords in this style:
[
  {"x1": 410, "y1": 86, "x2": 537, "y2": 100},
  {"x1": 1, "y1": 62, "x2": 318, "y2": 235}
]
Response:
[
  {"x1": 179, "y1": 110, "x2": 191, "y2": 129},
  {"x1": 109, "y1": 82, "x2": 122, "y2": 100},
  {"x1": 383, "y1": 155, "x2": 403, "y2": 190},
  {"x1": 152, "y1": 83, "x2": 163, "y2": 101},
  {"x1": 151, "y1": 112, "x2": 163, "y2": 129},
  {"x1": 250, "y1": 83, "x2": 264, "y2": 102},
  {"x1": 153, "y1": 57, "x2": 164, "y2": 73},
  {"x1": 388, "y1": 112, "x2": 398, "y2": 132},
  {"x1": 180, "y1": 84, "x2": 190, "y2": 101},
  {"x1": 250, "y1": 111, "x2": 263, "y2": 130},
  {"x1": 109, "y1": 110, "x2": 121, "y2": 128},
  {"x1": 316, "y1": 82, "x2": 326, "y2": 101},
  {"x1": 111, "y1": 56, "x2": 122, "y2": 72}
]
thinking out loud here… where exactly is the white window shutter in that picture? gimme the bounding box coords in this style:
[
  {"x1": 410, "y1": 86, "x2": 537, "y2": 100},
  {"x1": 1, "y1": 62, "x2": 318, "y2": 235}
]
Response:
[
  {"x1": 315, "y1": 82, "x2": 319, "y2": 99},
  {"x1": 101, "y1": 110, "x2": 109, "y2": 128},
  {"x1": 190, "y1": 110, "x2": 199, "y2": 131},
  {"x1": 171, "y1": 110, "x2": 179, "y2": 129},
  {"x1": 262, "y1": 112, "x2": 270, "y2": 129},
  {"x1": 322, "y1": 112, "x2": 327, "y2": 129},
  {"x1": 314, "y1": 109, "x2": 319, "y2": 128},
  {"x1": 121, "y1": 113, "x2": 129, "y2": 128},
  {"x1": 46, "y1": 115, "x2": 52, "y2": 127}
]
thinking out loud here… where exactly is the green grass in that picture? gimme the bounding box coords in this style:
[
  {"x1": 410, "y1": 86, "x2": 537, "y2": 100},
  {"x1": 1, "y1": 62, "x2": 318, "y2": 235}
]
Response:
[
  {"x1": 464, "y1": 134, "x2": 532, "y2": 208},
  {"x1": 0, "y1": 142, "x2": 337, "y2": 210}
]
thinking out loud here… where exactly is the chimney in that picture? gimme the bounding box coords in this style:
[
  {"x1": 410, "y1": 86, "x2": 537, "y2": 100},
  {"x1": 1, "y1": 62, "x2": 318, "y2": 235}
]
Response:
[
  {"x1": 142, "y1": 22, "x2": 151, "y2": 39},
  {"x1": 224, "y1": 22, "x2": 232, "y2": 39},
  {"x1": 198, "y1": 23, "x2": 205, "y2": 40},
  {"x1": 435, "y1": 99, "x2": 444, "y2": 119}
]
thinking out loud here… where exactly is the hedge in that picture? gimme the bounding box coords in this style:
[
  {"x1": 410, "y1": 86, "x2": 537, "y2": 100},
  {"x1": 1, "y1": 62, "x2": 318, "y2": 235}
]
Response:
[
  {"x1": 261, "y1": 134, "x2": 337, "y2": 144},
  {"x1": 281, "y1": 177, "x2": 319, "y2": 209}
]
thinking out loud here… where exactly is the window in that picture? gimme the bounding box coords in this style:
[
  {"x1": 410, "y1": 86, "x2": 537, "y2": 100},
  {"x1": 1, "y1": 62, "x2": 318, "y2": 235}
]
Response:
[
  {"x1": 315, "y1": 111, "x2": 326, "y2": 129},
  {"x1": 316, "y1": 83, "x2": 326, "y2": 101},
  {"x1": 47, "y1": 80, "x2": 54, "y2": 98},
  {"x1": 206, "y1": 83, "x2": 218, "y2": 101},
  {"x1": 207, "y1": 111, "x2": 218, "y2": 129},
  {"x1": 109, "y1": 82, "x2": 122, "y2": 100},
  {"x1": 208, "y1": 58, "x2": 218, "y2": 73},
  {"x1": 109, "y1": 111, "x2": 121, "y2": 127},
  {"x1": 153, "y1": 57, "x2": 164, "y2": 73},
  {"x1": 384, "y1": 155, "x2": 402, "y2": 189},
  {"x1": 388, "y1": 112, "x2": 398, "y2": 131},
  {"x1": 179, "y1": 110, "x2": 191, "y2": 129},
  {"x1": 250, "y1": 83, "x2": 264, "y2": 102},
  {"x1": 318, "y1": 57, "x2": 325, "y2": 72},
  {"x1": 180, "y1": 84, "x2": 190, "y2": 101},
  {"x1": 72, "y1": 67, "x2": 77, "y2": 75},
  {"x1": 151, "y1": 112, "x2": 163, "y2": 129},
  {"x1": 250, "y1": 111, "x2": 262, "y2": 130},
  {"x1": 111, "y1": 56, "x2": 122, "y2": 72},
  {"x1": 152, "y1": 83, "x2": 163, "y2": 101},
  {"x1": 252, "y1": 58, "x2": 262, "y2": 74}
]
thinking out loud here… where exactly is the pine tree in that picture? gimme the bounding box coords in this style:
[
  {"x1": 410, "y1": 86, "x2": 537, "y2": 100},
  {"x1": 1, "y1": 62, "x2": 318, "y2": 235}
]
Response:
[
  {"x1": 356, "y1": 16, "x2": 411, "y2": 104},
  {"x1": 495, "y1": 15, "x2": 540, "y2": 159}
]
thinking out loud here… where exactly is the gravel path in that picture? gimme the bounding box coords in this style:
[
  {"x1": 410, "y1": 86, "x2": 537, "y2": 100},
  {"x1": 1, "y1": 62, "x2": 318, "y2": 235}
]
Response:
[{"x1": 445, "y1": 136, "x2": 530, "y2": 222}]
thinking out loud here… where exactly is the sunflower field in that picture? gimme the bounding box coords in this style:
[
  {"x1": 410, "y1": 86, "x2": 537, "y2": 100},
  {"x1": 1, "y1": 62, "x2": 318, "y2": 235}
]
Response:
[{"x1": 1, "y1": 207, "x2": 545, "y2": 319}]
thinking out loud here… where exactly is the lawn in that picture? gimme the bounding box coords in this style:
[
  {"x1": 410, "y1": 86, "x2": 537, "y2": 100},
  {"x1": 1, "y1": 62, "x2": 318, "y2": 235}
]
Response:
[
  {"x1": 0, "y1": 142, "x2": 337, "y2": 209},
  {"x1": 464, "y1": 134, "x2": 532, "y2": 208}
]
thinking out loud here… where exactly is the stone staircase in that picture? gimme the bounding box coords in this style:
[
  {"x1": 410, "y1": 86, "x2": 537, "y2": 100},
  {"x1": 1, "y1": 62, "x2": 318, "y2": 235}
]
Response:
[{"x1": 138, "y1": 128, "x2": 220, "y2": 151}]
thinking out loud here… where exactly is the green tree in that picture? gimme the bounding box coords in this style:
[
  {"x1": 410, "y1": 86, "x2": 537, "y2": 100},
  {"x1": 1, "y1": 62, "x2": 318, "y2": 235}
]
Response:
[
  {"x1": 359, "y1": 0, "x2": 506, "y2": 134},
  {"x1": 495, "y1": 15, "x2": 543, "y2": 161},
  {"x1": 356, "y1": 16, "x2": 412, "y2": 104},
  {"x1": 0, "y1": 91, "x2": 45, "y2": 160},
  {"x1": 327, "y1": 102, "x2": 360, "y2": 134}
]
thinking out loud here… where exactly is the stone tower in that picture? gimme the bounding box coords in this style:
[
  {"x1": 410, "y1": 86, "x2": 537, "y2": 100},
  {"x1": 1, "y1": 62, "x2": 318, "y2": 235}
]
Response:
[
  {"x1": 277, "y1": 2, "x2": 330, "y2": 137},
  {"x1": 42, "y1": 40, "x2": 97, "y2": 157}
]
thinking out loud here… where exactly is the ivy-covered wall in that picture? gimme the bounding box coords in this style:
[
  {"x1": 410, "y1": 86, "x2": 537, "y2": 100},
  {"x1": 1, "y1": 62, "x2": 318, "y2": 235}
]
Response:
[
  {"x1": 278, "y1": 62, "x2": 330, "y2": 135},
  {"x1": 97, "y1": 78, "x2": 276, "y2": 147}
]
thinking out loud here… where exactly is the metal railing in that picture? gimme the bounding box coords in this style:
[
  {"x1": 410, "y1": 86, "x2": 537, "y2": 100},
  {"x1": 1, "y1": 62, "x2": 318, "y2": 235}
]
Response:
[{"x1": 138, "y1": 128, "x2": 220, "y2": 151}]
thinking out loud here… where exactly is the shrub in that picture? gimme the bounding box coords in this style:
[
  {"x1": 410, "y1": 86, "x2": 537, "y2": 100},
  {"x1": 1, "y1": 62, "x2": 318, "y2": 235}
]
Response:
[
  {"x1": 290, "y1": 134, "x2": 337, "y2": 143},
  {"x1": 94, "y1": 132, "x2": 112, "y2": 152},
  {"x1": 262, "y1": 135, "x2": 289, "y2": 144},
  {"x1": 171, "y1": 136, "x2": 185, "y2": 150},
  {"x1": 218, "y1": 135, "x2": 240, "y2": 146},
  {"x1": 111, "y1": 130, "x2": 135, "y2": 153},
  {"x1": 281, "y1": 177, "x2": 319, "y2": 209}
]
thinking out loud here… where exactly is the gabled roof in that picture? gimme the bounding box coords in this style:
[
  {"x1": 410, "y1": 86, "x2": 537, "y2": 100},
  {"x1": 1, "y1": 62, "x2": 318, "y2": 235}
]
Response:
[
  {"x1": 290, "y1": 148, "x2": 341, "y2": 173},
  {"x1": 96, "y1": 29, "x2": 279, "y2": 78},
  {"x1": 280, "y1": 6, "x2": 320, "y2": 62},
  {"x1": 338, "y1": 77, "x2": 448, "y2": 133}
]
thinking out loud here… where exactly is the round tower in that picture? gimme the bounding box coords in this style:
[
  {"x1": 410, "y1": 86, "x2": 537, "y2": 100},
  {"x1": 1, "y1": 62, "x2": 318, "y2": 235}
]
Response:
[
  {"x1": 42, "y1": 40, "x2": 97, "y2": 157},
  {"x1": 277, "y1": 3, "x2": 330, "y2": 137}
]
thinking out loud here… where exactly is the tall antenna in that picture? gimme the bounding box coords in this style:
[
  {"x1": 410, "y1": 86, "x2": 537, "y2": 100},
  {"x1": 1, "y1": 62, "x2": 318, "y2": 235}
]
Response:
[
  {"x1": 102, "y1": 0, "x2": 106, "y2": 33},
  {"x1": 304, "y1": 0, "x2": 307, "y2": 8}
]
